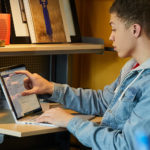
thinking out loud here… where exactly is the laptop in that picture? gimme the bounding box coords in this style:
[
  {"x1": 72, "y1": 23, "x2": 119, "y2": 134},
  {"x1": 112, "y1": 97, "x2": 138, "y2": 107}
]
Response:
[{"x1": 0, "y1": 64, "x2": 55, "y2": 127}]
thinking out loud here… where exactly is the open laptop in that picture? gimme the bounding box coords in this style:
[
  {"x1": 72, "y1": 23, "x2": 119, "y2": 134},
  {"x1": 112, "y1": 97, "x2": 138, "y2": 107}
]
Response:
[{"x1": 0, "y1": 64, "x2": 55, "y2": 127}]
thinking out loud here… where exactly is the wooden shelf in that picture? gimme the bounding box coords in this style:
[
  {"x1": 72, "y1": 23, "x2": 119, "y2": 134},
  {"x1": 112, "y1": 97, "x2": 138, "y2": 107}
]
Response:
[{"x1": 0, "y1": 43, "x2": 104, "y2": 56}]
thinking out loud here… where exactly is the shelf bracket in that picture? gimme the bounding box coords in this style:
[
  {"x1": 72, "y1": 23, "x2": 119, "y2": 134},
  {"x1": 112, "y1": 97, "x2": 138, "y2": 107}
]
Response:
[{"x1": 82, "y1": 37, "x2": 104, "y2": 54}]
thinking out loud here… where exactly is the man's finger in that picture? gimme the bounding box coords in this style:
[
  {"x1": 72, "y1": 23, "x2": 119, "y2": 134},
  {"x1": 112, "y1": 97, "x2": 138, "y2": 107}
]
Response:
[
  {"x1": 37, "y1": 111, "x2": 52, "y2": 118},
  {"x1": 24, "y1": 78, "x2": 32, "y2": 89},
  {"x1": 21, "y1": 88, "x2": 37, "y2": 96},
  {"x1": 36, "y1": 116, "x2": 51, "y2": 123},
  {"x1": 15, "y1": 70, "x2": 32, "y2": 79}
]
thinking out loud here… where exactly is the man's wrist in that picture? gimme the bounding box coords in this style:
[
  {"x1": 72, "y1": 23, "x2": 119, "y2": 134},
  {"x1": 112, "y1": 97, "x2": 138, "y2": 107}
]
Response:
[
  {"x1": 47, "y1": 82, "x2": 54, "y2": 95},
  {"x1": 65, "y1": 115, "x2": 74, "y2": 127}
]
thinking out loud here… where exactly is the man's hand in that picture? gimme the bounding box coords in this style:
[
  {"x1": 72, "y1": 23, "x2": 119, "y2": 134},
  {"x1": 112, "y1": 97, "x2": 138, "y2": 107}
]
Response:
[
  {"x1": 36, "y1": 107, "x2": 74, "y2": 127},
  {"x1": 15, "y1": 70, "x2": 54, "y2": 96}
]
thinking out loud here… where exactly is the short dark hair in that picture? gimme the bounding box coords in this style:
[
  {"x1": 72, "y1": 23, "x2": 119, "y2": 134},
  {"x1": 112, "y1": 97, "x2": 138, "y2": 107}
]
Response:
[{"x1": 110, "y1": 0, "x2": 150, "y2": 38}]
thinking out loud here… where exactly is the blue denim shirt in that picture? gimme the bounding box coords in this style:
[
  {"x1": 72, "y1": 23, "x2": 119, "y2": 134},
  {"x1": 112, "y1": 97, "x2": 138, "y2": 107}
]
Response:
[{"x1": 49, "y1": 58, "x2": 150, "y2": 150}]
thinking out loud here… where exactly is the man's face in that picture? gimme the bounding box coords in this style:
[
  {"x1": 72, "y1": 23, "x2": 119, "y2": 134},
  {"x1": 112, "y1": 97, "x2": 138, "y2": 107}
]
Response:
[{"x1": 109, "y1": 13, "x2": 136, "y2": 58}]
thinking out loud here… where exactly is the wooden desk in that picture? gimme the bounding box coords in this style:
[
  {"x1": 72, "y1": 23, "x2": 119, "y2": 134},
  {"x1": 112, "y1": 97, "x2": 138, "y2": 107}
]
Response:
[
  {"x1": 0, "y1": 103, "x2": 102, "y2": 137},
  {"x1": 0, "y1": 109, "x2": 66, "y2": 137}
]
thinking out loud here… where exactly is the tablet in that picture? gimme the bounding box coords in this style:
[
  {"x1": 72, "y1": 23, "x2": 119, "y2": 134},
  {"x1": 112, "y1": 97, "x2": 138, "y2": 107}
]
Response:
[{"x1": 0, "y1": 64, "x2": 42, "y2": 119}]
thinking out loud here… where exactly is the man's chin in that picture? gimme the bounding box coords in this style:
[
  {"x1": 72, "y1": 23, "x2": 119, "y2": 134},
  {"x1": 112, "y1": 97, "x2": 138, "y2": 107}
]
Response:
[{"x1": 117, "y1": 53, "x2": 130, "y2": 58}]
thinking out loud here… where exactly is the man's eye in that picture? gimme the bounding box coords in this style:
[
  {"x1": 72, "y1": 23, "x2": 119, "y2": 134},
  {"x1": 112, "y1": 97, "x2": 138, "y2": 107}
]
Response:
[{"x1": 112, "y1": 29, "x2": 116, "y2": 32}]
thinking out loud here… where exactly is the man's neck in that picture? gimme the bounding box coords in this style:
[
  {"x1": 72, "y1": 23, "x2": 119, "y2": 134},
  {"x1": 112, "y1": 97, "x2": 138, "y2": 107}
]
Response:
[{"x1": 132, "y1": 36, "x2": 150, "y2": 65}]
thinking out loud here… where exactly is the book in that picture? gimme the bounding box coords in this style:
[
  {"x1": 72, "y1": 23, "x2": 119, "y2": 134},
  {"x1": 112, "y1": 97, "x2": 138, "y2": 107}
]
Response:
[
  {"x1": 9, "y1": 0, "x2": 29, "y2": 37},
  {"x1": 23, "y1": 0, "x2": 68, "y2": 43},
  {"x1": 0, "y1": 0, "x2": 7, "y2": 13},
  {"x1": 59, "y1": 0, "x2": 81, "y2": 43},
  {"x1": 69, "y1": 0, "x2": 81, "y2": 42},
  {"x1": 59, "y1": 0, "x2": 72, "y2": 43},
  {"x1": 3, "y1": 0, "x2": 30, "y2": 44},
  {"x1": 0, "y1": 0, "x2": 2, "y2": 12},
  {"x1": 59, "y1": 0, "x2": 75, "y2": 37},
  {"x1": 59, "y1": 0, "x2": 71, "y2": 43}
]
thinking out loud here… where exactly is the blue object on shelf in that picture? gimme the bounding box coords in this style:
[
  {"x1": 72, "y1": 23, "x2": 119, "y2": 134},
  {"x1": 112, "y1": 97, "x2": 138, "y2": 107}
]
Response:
[{"x1": 40, "y1": 0, "x2": 53, "y2": 38}]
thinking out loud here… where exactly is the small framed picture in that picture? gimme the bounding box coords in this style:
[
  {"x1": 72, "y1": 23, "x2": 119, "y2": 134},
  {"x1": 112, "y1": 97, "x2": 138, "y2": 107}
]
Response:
[{"x1": 23, "y1": 0, "x2": 68, "y2": 43}]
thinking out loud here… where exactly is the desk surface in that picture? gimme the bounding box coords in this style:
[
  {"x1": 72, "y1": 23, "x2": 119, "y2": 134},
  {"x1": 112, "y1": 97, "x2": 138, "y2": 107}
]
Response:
[{"x1": 0, "y1": 103, "x2": 102, "y2": 137}]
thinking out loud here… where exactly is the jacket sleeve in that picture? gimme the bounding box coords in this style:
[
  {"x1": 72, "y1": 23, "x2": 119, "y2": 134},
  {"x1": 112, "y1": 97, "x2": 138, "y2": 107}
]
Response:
[
  {"x1": 49, "y1": 77, "x2": 119, "y2": 116},
  {"x1": 66, "y1": 88, "x2": 150, "y2": 150}
]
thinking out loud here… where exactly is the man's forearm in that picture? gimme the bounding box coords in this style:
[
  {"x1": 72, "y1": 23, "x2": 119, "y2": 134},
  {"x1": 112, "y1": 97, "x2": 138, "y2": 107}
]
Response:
[{"x1": 49, "y1": 83, "x2": 114, "y2": 115}]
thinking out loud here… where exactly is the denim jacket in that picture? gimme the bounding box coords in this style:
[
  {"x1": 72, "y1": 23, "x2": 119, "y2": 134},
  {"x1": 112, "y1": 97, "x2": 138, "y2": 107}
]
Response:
[{"x1": 49, "y1": 58, "x2": 150, "y2": 150}]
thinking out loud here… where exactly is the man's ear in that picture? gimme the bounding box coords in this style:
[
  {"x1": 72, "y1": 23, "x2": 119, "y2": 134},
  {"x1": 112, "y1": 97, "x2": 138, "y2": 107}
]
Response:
[{"x1": 132, "y1": 24, "x2": 141, "y2": 38}]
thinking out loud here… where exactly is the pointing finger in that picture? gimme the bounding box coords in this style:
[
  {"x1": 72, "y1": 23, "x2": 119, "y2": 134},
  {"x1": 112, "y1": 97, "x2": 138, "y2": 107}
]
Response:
[{"x1": 15, "y1": 70, "x2": 33, "y2": 79}]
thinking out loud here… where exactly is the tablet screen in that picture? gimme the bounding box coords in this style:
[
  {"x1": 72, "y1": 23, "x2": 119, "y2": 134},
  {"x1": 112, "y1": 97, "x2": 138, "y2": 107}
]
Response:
[{"x1": 0, "y1": 65, "x2": 41, "y2": 118}]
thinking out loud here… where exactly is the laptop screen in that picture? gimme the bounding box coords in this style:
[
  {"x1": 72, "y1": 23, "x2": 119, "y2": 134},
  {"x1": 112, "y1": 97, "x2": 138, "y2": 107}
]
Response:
[{"x1": 0, "y1": 65, "x2": 41, "y2": 119}]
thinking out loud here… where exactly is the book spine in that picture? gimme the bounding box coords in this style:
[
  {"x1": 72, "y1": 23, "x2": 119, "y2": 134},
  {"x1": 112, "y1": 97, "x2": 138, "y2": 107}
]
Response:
[
  {"x1": 59, "y1": 0, "x2": 71, "y2": 42},
  {"x1": 23, "y1": 0, "x2": 36, "y2": 43},
  {"x1": 62, "y1": 0, "x2": 75, "y2": 36}
]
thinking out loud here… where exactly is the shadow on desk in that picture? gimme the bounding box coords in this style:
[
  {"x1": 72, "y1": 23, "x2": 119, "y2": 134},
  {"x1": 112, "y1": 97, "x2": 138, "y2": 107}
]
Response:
[
  {"x1": 0, "y1": 110, "x2": 15, "y2": 124},
  {"x1": 0, "y1": 132, "x2": 92, "y2": 150},
  {"x1": 0, "y1": 131, "x2": 70, "y2": 150}
]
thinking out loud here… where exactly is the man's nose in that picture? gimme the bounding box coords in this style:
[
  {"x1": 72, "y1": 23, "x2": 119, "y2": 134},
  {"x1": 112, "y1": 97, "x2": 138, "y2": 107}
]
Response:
[{"x1": 109, "y1": 32, "x2": 113, "y2": 41}]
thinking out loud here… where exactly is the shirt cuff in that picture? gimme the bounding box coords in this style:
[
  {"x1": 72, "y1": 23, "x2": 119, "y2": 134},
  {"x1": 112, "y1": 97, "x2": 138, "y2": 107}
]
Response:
[
  {"x1": 49, "y1": 83, "x2": 65, "y2": 103},
  {"x1": 37, "y1": 83, "x2": 65, "y2": 103}
]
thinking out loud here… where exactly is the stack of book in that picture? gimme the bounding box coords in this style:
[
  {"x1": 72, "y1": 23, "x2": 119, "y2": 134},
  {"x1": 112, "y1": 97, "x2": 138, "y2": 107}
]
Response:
[{"x1": 0, "y1": 0, "x2": 81, "y2": 44}]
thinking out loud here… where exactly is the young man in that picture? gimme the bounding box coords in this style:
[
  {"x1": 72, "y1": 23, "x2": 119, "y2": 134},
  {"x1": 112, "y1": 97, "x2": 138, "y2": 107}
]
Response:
[{"x1": 16, "y1": 0, "x2": 150, "y2": 149}]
